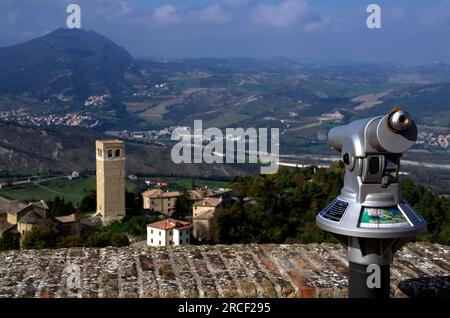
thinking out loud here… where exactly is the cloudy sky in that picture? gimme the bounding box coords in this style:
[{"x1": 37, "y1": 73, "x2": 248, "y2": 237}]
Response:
[{"x1": 0, "y1": 0, "x2": 449, "y2": 64}]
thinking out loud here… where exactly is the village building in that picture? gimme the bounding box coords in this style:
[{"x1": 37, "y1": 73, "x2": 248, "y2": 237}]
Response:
[
  {"x1": 188, "y1": 188, "x2": 215, "y2": 203},
  {"x1": 54, "y1": 213, "x2": 80, "y2": 236},
  {"x1": 68, "y1": 170, "x2": 80, "y2": 180},
  {"x1": 141, "y1": 189, "x2": 180, "y2": 215},
  {"x1": 188, "y1": 187, "x2": 232, "y2": 203},
  {"x1": 192, "y1": 197, "x2": 224, "y2": 242},
  {"x1": 0, "y1": 196, "x2": 48, "y2": 240},
  {"x1": 147, "y1": 218, "x2": 191, "y2": 247}
]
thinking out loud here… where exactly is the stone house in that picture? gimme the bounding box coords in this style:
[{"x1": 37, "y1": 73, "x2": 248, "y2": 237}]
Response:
[
  {"x1": 192, "y1": 197, "x2": 224, "y2": 242},
  {"x1": 141, "y1": 189, "x2": 180, "y2": 215},
  {"x1": 54, "y1": 213, "x2": 80, "y2": 236},
  {"x1": 0, "y1": 196, "x2": 48, "y2": 239}
]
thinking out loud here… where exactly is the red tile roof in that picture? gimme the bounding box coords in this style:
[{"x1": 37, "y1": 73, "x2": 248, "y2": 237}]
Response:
[
  {"x1": 147, "y1": 218, "x2": 190, "y2": 230},
  {"x1": 54, "y1": 214, "x2": 77, "y2": 223},
  {"x1": 142, "y1": 189, "x2": 180, "y2": 198},
  {"x1": 193, "y1": 197, "x2": 222, "y2": 208}
]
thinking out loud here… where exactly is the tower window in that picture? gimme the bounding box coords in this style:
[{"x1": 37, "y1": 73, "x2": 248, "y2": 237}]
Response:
[
  {"x1": 115, "y1": 149, "x2": 121, "y2": 157},
  {"x1": 108, "y1": 150, "x2": 113, "y2": 157}
]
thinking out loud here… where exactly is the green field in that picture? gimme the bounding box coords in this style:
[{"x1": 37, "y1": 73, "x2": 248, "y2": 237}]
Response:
[
  {"x1": 0, "y1": 176, "x2": 227, "y2": 205},
  {"x1": 0, "y1": 176, "x2": 136, "y2": 205},
  {"x1": 162, "y1": 177, "x2": 227, "y2": 191}
]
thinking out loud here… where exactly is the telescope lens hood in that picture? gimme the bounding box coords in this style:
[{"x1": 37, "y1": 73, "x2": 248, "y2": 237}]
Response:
[{"x1": 389, "y1": 110, "x2": 412, "y2": 132}]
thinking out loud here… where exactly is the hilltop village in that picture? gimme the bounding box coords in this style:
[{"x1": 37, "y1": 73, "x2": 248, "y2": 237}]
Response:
[{"x1": 0, "y1": 140, "x2": 232, "y2": 249}]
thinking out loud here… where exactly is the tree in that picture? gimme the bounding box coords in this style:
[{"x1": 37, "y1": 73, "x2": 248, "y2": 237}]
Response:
[
  {"x1": 22, "y1": 220, "x2": 60, "y2": 250},
  {"x1": 125, "y1": 190, "x2": 140, "y2": 211},
  {"x1": 173, "y1": 190, "x2": 192, "y2": 219},
  {"x1": 78, "y1": 191, "x2": 96, "y2": 213},
  {"x1": 56, "y1": 235, "x2": 83, "y2": 248},
  {"x1": 47, "y1": 196, "x2": 75, "y2": 217},
  {"x1": 0, "y1": 232, "x2": 20, "y2": 251},
  {"x1": 85, "y1": 232, "x2": 129, "y2": 247}
]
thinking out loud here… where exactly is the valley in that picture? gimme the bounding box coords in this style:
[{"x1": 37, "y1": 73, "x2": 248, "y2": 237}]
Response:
[{"x1": 0, "y1": 28, "x2": 448, "y2": 193}]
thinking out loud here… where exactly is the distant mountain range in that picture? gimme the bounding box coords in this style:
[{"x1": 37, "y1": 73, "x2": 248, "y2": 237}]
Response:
[{"x1": 1, "y1": 28, "x2": 450, "y2": 102}]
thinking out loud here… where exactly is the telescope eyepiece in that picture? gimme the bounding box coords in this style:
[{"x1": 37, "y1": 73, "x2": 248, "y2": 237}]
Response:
[{"x1": 389, "y1": 110, "x2": 412, "y2": 132}]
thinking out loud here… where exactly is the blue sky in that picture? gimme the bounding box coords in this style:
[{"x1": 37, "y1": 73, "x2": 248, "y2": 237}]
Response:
[{"x1": 0, "y1": 0, "x2": 449, "y2": 64}]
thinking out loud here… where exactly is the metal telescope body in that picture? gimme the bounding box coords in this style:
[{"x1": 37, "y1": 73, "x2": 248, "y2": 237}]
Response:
[{"x1": 316, "y1": 109, "x2": 426, "y2": 298}]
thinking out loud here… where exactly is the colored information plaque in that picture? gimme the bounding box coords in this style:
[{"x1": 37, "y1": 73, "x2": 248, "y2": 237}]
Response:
[{"x1": 359, "y1": 207, "x2": 410, "y2": 228}]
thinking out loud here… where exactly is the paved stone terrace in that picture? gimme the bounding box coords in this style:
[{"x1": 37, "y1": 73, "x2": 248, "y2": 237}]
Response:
[{"x1": 0, "y1": 242, "x2": 448, "y2": 298}]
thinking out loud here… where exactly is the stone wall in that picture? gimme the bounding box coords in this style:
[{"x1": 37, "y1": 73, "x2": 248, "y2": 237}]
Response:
[{"x1": 0, "y1": 242, "x2": 448, "y2": 298}]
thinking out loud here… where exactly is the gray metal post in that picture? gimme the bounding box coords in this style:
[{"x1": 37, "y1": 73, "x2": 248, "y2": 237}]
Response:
[{"x1": 348, "y1": 262, "x2": 390, "y2": 298}]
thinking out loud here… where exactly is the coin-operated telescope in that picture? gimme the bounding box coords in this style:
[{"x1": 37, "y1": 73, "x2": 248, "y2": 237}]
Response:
[{"x1": 316, "y1": 107, "x2": 426, "y2": 298}]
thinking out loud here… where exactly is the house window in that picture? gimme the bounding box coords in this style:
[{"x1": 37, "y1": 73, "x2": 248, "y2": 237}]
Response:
[
  {"x1": 169, "y1": 230, "x2": 172, "y2": 236},
  {"x1": 186, "y1": 238, "x2": 189, "y2": 243},
  {"x1": 159, "y1": 241, "x2": 161, "y2": 246},
  {"x1": 151, "y1": 229, "x2": 153, "y2": 234},
  {"x1": 179, "y1": 239, "x2": 182, "y2": 245},
  {"x1": 151, "y1": 239, "x2": 153, "y2": 243},
  {"x1": 115, "y1": 149, "x2": 121, "y2": 157},
  {"x1": 159, "y1": 231, "x2": 161, "y2": 236},
  {"x1": 108, "y1": 150, "x2": 113, "y2": 157}
]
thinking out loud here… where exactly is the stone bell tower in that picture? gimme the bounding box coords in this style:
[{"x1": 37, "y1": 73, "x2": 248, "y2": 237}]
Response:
[{"x1": 96, "y1": 140, "x2": 126, "y2": 223}]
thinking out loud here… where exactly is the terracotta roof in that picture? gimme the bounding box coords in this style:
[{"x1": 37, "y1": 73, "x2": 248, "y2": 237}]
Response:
[
  {"x1": 188, "y1": 188, "x2": 214, "y2": 200},
  {"x1": 193, "y1": 208, "x2": 215, "y2": 220},
  {"x1": 54, "y1": 214, "x2": 76, "y2": 223},
  {"x1": 18, "y1": 211, "x2": 44, "y2": 224},
  {"x1": 142, "y1": 189, "x2": 180, "y2": 198},
  {"x1": 193, "y1": 197, "x2": 222, "y2": 208},
  {"x1": 0, "y1": 196, "x2": 28, "y2": 215},
  {"x1": 0, "y1": 197, "x2": 48, "y2": 215},
  {"x1": 0, "y1": 221, "x2": 16, "y2": 234},
  {"x1": 147, "y1": 218, "x2": 190, "y2": 231},
  {"x1": 31, "y1": 200, "x2": 48, "y2": 210}
]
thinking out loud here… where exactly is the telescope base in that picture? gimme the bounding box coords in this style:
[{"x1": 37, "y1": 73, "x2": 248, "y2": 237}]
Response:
[{"x1": 348, "y1": 262, "x2": 390, "y2": 298}]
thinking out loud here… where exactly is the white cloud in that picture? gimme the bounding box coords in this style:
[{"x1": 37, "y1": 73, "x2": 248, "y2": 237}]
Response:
[
  {"x1": 153, "y1": 5, "x2": 182, "y2": 26},
  {"x1": 197, "y1": 4, "x2": 231, "y2": 25},
  {"x1": 250, "y1": 0, "x2": 316, "y2": 29}
]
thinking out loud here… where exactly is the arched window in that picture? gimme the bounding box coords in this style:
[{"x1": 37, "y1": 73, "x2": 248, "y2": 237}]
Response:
[
  {"x1": 108, "y1": 150, "x2": 113, "y2": 157},
  {"x1": 115, "y1": 149, "x2": 121, "y2": 157}
]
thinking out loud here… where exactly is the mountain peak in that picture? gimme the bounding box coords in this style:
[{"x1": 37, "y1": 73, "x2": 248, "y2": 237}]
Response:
[{"x1": 0, "y1": 28, "x2": 137, "y2": 100}]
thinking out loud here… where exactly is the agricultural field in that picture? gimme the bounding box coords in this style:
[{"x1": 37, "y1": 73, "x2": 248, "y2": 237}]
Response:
[
  {"x1": 0, "y1": 176, "x2": 136, "y2": 205},
  {"x1": 0, "y1": 175, "x2": 227, "y2": 205}
]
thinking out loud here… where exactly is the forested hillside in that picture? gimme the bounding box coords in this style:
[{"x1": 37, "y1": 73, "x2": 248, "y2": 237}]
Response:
[{"x1": 212, "y1": 165, "x2": 450, "y2": 245}]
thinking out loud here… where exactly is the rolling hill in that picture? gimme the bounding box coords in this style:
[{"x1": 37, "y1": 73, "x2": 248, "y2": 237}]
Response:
[{"x1": 0, "y1": 28, "x2": 139, "y2": 100}]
